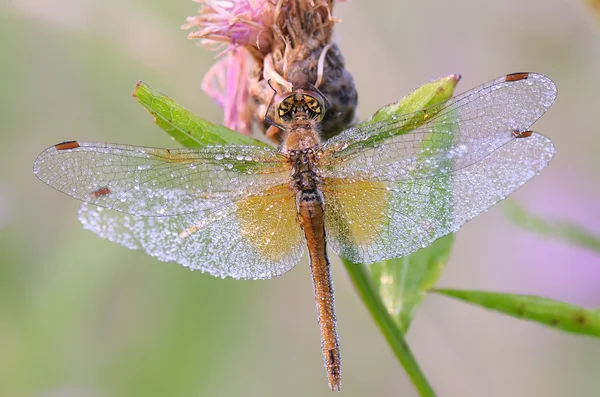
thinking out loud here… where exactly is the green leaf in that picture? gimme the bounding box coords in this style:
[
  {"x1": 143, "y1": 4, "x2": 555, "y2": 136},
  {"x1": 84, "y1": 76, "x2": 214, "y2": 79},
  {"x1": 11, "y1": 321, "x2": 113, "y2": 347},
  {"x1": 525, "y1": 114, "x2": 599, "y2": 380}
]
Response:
[
  {"x1": 359, "y1": 74, "x2": 461, "y2": 127},
  {"x1": 354, "y1": 74, "x2": 462, "y2": 150},
  {"x1": 505, "y1": 201, "x2": 600, "y2": 253},
  {"x1": 342, "y1": 260, "x2": 437, "y2": 397},
  {"x1": 360, "y1": 74, "x2": 460, "y2": 333},
  {"x1": 433, "y1": 289, "x2": 600, "y2": 337},
  {"x1": 132, "y1": 81, "x2": 266, "y2": 148},
  {"x1": 342, "y1": 75, "x2": 461, "y2": 396},
  {"x1": 368, "y1": 235, "x2": 454, "y2": 332}
]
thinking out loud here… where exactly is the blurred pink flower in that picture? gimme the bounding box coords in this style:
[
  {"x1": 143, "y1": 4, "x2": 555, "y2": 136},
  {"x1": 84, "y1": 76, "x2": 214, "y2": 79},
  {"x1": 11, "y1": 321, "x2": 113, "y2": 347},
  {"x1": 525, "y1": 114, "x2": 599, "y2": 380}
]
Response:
[
  {"x1": 201, "y1": 47, "x2": 253, "y2": 135},
  {"x1": 484, "y1": 175, "x2": 600, "y2": 307},
  {"x1": 183, "y1": 0, "x2": 275, "y2": 53},
  {"x1": 183, "y1": 0, "x2": 276, "y2": 136},
  {"x1": 516, "y1": 178, "x2": 600, "y2": 306}
]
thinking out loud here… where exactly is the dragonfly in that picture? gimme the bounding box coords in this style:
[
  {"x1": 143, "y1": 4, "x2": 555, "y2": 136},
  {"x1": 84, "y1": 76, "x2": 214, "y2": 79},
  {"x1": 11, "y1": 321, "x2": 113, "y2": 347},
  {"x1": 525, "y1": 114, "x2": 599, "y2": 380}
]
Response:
[{"x1": 33, "y1": 72, "x2": 556, "y2": 391}]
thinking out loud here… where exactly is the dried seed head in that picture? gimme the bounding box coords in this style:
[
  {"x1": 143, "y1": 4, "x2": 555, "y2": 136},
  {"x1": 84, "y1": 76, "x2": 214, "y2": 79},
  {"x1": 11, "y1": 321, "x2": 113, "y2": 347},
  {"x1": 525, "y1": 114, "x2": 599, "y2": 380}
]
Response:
[
  {"x1": 249, "y1": 43, "x2": 357, "y2": 142},
  {"x1": 185, "y1": 0, "x2": 357, "y2": 141}
]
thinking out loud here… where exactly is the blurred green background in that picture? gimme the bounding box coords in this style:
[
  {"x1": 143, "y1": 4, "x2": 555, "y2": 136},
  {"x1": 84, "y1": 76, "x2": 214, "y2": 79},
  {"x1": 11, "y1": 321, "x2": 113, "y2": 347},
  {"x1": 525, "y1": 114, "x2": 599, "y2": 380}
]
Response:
[{"x1": 2, "y1": 0, "x2": 600, "y2": 396}]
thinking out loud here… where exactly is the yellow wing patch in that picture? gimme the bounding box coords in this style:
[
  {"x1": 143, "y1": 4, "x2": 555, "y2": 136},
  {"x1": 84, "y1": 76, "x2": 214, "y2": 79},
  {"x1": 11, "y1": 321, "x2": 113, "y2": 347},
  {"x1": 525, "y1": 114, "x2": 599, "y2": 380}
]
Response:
[
  {"x1": 323, "y1": 179, "x2": 390, "y2": 247},
  {"x1": 236, "y1": 184, "x2": 302, "y2": 262}
]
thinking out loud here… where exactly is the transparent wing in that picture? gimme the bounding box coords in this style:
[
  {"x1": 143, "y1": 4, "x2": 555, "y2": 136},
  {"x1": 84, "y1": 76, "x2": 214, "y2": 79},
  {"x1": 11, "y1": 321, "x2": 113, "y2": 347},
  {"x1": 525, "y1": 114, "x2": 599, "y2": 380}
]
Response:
[
  {"x1": 320, "y1": 73, "x2": 556, "y2": 181},
  {"x1": 320, "y1": 73, "x2": 556, "y2": 264},
  {"x1": 324, "y1": 133, "x2": 554, "y2": 264},
  {"x1": 34, "y1": 141, "x2": 290, "y2": 216},
  {"x1": 78, "y1": 183, "x2": 305, "y2": 279}
]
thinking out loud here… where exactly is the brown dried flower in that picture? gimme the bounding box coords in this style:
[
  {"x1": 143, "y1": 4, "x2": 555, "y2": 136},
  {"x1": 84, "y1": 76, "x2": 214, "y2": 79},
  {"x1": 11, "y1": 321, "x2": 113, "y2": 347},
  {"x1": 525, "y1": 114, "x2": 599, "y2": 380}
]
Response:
[{"x1": 184, "y1": 0, "x2": 357, "y2": 141}]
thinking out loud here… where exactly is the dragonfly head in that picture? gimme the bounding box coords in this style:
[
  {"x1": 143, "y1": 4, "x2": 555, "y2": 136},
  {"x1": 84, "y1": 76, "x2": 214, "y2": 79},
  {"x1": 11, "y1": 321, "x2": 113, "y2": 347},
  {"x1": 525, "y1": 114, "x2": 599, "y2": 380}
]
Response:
[{"x1": 276, "y1": 89, "x2": 327, "y2": 124}]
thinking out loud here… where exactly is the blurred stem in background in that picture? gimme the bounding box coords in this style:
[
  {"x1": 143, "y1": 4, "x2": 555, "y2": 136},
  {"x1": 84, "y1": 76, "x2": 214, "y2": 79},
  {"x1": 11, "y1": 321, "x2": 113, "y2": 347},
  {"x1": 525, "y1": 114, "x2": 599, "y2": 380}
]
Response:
[{"x1": 505, "y1": 201, "x2": 600, "y2": 254}]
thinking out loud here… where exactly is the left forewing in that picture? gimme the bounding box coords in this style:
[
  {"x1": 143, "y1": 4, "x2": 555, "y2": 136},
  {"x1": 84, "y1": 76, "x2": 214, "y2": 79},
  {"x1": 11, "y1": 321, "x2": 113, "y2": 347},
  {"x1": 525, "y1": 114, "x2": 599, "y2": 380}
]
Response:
[{"x1": 34, "y1": 141, "x2": 289, "y2": 217}]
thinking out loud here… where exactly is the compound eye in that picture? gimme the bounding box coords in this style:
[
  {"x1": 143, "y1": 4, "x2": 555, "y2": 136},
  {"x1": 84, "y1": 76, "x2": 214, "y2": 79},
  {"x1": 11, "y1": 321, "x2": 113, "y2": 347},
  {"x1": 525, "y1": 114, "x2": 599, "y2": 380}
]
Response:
[
  {"x1": 277, "y1": 97, "x2": 294, "y2": 119},
  {"x1": 303, "y1": 94, "x2": 325, "y2": 120},
  {"x1": 303, "y1": 95, "x2": 319, "y2": 112}
]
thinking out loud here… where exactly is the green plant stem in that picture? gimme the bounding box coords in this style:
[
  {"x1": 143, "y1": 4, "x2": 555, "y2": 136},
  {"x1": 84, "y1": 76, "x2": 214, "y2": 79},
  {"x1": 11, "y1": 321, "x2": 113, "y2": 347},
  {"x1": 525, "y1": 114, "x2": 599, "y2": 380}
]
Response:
[{"x1": 342, "y1": 259, "x2": 436, "y2": 397}]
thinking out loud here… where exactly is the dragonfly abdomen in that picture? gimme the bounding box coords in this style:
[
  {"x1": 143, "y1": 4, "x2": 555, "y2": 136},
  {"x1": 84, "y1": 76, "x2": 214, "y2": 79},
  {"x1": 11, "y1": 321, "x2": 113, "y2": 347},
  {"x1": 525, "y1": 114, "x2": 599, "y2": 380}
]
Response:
[{"x1": 297, "y1": 187, "x2": 342, "y2": 391}]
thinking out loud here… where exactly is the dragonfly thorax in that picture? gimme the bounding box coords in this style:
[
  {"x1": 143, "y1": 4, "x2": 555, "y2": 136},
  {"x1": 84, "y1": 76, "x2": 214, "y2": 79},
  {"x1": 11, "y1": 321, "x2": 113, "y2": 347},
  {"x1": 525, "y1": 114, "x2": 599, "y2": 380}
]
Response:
[
  {"x1": 282, "y1": 121, "x2": 321, "y2": 152},
  {"x1": 289, "y1": 148, "x2": 322, "y2": 193}
]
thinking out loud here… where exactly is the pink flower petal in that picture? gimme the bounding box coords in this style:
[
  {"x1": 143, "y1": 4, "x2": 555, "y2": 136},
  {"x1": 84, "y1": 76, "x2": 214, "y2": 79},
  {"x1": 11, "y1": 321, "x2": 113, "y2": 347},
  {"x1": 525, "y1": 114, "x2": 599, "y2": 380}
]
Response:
[{"x1": 202, "y1": 47, "x2": 253, "y2": 136}]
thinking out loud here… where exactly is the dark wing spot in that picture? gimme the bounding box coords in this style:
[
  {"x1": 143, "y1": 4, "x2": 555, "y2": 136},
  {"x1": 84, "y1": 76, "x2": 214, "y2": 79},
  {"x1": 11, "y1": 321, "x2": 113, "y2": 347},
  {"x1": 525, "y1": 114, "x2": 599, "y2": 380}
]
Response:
[
  {"x1": 55, "y1": 141, "x2": 80, "y2": 150},
  {"x1": 512, "y1": 130, "x2": 533, "y2": 138},
  {"x1": 91, "y1": 187, "x2": 111, "y2": 198},
  {"x1": 505, "y1": 72, "x2": 530, "y2": 82}
]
